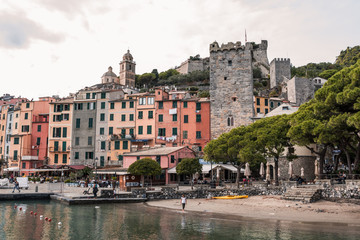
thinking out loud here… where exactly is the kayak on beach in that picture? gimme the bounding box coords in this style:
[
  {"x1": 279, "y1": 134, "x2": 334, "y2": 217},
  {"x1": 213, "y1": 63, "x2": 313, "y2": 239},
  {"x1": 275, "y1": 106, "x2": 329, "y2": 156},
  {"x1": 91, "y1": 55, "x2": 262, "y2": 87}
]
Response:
[{"x1": 212, "y1": 195, "x2": 248, "y2": 199}]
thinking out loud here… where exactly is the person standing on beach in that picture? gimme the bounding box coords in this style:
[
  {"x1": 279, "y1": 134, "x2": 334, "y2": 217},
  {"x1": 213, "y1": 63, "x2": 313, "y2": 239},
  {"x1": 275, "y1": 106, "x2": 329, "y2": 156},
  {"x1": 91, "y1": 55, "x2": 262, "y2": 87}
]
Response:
[{"x1": 180, "y1": 194, "x2": 187, "y2": 212}]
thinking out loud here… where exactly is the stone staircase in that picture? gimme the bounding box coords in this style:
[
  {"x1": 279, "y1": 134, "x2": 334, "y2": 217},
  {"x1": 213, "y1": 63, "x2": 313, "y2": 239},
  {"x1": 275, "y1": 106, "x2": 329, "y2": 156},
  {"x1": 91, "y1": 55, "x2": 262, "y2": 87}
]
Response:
[{"x1": 282, "y1": 187, "x2": 322, "y2": 203}]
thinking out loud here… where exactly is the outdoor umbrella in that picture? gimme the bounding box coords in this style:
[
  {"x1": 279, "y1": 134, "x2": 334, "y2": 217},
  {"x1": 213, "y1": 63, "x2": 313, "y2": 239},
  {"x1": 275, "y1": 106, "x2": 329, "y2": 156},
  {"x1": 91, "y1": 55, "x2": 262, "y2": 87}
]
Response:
[
  {"x1": 314, "y1": 160, "x2": 318, "y2": 177},
  {"x1": 266, "y1": 162, "x2": 270, "y2": 181},
  {"x1": 288, "y1": 162, "x2": 294, "y2": 179},
  {"x1": 278, "y1": 167, "x2": 281, "y2": 178},
  {"x1": 259, "y1": 162, "x2": 265, "y2": 178},
  {"x1": 244, "y1": 162, "x2": 251, "y2": 179},
  {"x1": 301, "y1": 167, "x2": 304, "y2": 178}
]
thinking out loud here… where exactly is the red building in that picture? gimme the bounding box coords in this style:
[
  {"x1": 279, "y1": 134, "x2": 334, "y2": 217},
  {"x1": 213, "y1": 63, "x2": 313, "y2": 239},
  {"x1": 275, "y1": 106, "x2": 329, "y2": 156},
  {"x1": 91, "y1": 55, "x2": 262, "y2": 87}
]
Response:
[
  {"x1": 154, "y1": 88, "x2": 210, "y2": 156},
  {"x1": 123, "y1": 146, "x2": 195, "y2": 184}
]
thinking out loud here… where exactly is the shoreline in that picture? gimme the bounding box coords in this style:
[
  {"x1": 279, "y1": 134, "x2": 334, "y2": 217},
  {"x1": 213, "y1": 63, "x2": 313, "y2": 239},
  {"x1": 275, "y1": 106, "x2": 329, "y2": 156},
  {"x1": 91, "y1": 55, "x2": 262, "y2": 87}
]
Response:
[{"x1": 145, "y1": 195, "x2": 360, "y2": 225}]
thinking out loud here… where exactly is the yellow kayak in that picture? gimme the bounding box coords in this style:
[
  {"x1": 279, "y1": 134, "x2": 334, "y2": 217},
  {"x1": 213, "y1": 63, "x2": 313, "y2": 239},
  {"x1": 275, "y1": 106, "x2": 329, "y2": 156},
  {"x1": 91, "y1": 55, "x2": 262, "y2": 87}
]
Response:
[{"x1": 212, "y1": 195, "x2": 248, "y2": 199}]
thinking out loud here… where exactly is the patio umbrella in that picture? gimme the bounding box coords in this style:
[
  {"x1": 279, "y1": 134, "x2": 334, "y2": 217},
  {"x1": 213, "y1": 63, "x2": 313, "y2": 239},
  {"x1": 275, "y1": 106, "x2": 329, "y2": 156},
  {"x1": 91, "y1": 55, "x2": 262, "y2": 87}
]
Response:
[
  {"x1": 266, "y1": 162, "x2": 270, "y2": 181},
  {"x1": 259, "y1": 162, "x2": 265, "y2": 178},
  {"x1": 278, "y1": 167, "x2": 281, "y2": 178},
  {"x1": 301, "y1": 167, "x2": 305, "y2": 178},
  {"x1": 314, "y1": 159, "x2": 319, "y2": 177},
  {"x1": 244, "y1": 162, "x2": 251, "y2": 179},
  {"x1": 288, "y1": 162, "x2": 294, "y2": 179}
]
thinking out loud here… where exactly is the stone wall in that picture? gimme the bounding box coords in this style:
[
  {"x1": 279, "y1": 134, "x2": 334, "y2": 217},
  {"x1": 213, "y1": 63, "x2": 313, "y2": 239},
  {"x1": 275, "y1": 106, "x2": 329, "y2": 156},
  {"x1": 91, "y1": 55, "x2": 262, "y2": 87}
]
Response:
[
  {"x1": 210, "y1": 41, "x2": 265, "y2": 138},
  {"x1": 277, "y1": 156, "x2": 316, "y2": 181},
  {"x1": 270, "y1": 58, "x2": 291, "y2": 88},
  {"x1": 321, "y1": 180, "x2": 360, "y2": 202},
  {"x1": 286, "y1": 77, "x2": 314, "y2": 106}
]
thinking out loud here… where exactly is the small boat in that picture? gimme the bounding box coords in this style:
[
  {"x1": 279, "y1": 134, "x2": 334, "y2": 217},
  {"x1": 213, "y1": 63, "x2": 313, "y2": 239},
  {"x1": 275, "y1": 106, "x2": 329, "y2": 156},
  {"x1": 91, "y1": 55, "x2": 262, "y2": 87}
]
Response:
[{"x1": 212, "y1": 195, "x2": 248, "y2": 199}]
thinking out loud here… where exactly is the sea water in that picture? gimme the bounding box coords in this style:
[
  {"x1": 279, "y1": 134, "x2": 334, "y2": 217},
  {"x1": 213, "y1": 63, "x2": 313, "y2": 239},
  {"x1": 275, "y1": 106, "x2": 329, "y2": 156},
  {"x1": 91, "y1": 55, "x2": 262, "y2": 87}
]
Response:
[{"x1": 0, "y1": 201, "x2": 359, "y2": 240}]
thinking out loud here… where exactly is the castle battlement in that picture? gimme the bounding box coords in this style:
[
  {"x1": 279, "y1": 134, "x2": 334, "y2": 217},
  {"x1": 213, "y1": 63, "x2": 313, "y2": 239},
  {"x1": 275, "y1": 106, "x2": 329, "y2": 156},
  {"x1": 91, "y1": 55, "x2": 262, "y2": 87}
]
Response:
[
  {"x1": 210, "y1": 40, "x2": 268, "y2": 53},
  {"x1": 271, "y1": 58, "x2": 290, "y2": 64}
]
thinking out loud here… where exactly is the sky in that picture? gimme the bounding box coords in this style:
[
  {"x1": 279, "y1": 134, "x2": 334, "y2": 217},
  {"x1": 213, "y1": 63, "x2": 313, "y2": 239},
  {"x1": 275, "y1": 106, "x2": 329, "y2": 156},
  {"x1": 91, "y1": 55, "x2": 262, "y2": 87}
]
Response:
[{"x1": 0, "y1": 0, "x2": 359, "y2": 100}]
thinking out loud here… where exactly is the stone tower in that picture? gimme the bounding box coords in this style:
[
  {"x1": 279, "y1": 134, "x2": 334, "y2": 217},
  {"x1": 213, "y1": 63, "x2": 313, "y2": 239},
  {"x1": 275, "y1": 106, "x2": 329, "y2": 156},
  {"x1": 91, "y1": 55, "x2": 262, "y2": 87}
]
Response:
[
  {"x1": 210, "y1": 40, "x2": 268, "y2": 139},
  {"x1": 119, "y1": 50, "x2": 136, "y2": 88},
  {"x1": 270, "y1": 58, "x2": 291, "y2": 88}
]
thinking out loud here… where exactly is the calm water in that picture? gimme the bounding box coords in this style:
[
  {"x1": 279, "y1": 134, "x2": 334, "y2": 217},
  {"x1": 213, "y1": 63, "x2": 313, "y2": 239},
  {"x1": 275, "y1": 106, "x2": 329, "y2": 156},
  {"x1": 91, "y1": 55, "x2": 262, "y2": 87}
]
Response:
[{"x1": 0, "y1": 200, "x2": 359, "y2": 240}]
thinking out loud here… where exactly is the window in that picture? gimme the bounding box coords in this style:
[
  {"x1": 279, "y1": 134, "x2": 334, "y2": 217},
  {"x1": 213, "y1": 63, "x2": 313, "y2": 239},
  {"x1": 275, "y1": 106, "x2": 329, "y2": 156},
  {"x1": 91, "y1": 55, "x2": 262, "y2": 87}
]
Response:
[
  {"x1": 138, "y1": 111, "x2": 143, "y2": 119},
  {"x1": 183, "y1": 131, "x2": 188, "y2": 139},
  {"x1": 109, "y1": 127, "x2": 113, "y2": 135},
  {"x1": 158, "y1": 101, "x2": 163, "y2": 109},
  {"x1": 62, "y1": 154, "x2": 67, "y2": 164},
  {"x1": 92, "y1": 93, "x2": 96, "y2": 99},
  {"x1": 139, "y1": 97, "x2": 146, "y2": 105},
  {"x1": 101, "y1": 92, "x2": 106, "y2": 99},
  {"x1": 196, "y1": 114, "x2": 201, "y2": 122},
  {"x1": 129, "y1": 114, "x2": 134, "y2": 121},
  {"x1": 199, "y1": 146, "x2": 202, "y2": 152},
  {"x1": 75, "y1": 152, "x2": 79, "y2": 159},
  {"x1": 265, "y1": 108, "x2": 269, "y2": 114},
  {"x1": 196, "y1": 102, "x2": 201, "y2": 110},
  {"x1": 63, "y1": 114, "x2": 69, "y2": 120},
  {"x1": 156, "y1": 156, "x2": 161, "y2": 165},
  {"x1": 101, "y1": 102, "x2": 105, "y2": 109},
  {"x1": 100, "y1": 128, "x2": 104, "y2": 135},
  {"x1": 172, "y1": 114, "x2": 177, "y2": 121},
  {"x1": 129, "y1": 101, "x2": 134, "y2": 108},
  {"x1": 256, "y1": 108, "x2": 260, "y2": 113},
  {"x1": 15, "y1": 123, "x2": 17, "y2": 129},
  {"x1": 14, "y1": 137, "x2": 19, "y2": 144},
  {"x1": 256, "y1": 98, "x2": 260, "y2": 105},
  {"x1": 100, "y1": 113, "x2": 105, "y2": 121},
  {"x1": 196, "y1": 131, "x2": 201, "y2": 139},
  {"x1": 110, "y1": 114, "x2": 114, "y2": 121},
  {"x1": 122, "y1": 102, "x2": 126, "y2": 109},
  {"x1": 62, "y1": 141, "x2": 67, "y2": 151},
  {"x1": 87, "y1": 102, "x2": 96, "y2": 110},
  {"x1": 54, "y1": 141, "x2": 59, "y2": 151},
  {"x1": 183, "y1": 101, "x2": 188, "y2": 108},
  {"x1": 224, "y1": 76, "x2": 227, "y2": 80},
  {"x1": 76, "y1": 103, "x2": 83, "y2": 110},
  {"x1": 22, "y1": 125, "x2": 29, "y2": 132},
  {"x1": 228, "y1": 60, "x2": 232, "y2": 66},
  {"x1": 265, "y1": 99, "x2": 268, "y2": 106},
  {"x1": 85, "y1": 152, "x2": 94, "y2": 159},
  {"x1": 76, "y1": 118, "x2": 80, "y2": 128},
  {"x1": 130, "y1": 128, "x2": 134, "y2": 136},
  {"x1": 158, "y1": 128, "x2": 166, "y2": 136},
  {"x1": 184, "y1": 115, "x2": 188, "y2": 123},
  {"x1": 36, "y1": 137, "x2": 41, "y2": 145},
  {"x1": 88, "y1": 118, "x2": 93, "y2": 128},
  {"x1": 53, "y1": 127, "x2": 61, "y2": 137},
  {"x1": 121, "y1": 129, "x2": 126, "y2": 137},
  {"x1": 86, "y1": 93, "x2": 90, "y2": 99},
  {"x1": 75, "y1": 137, "x2": 80, "y2": 146},
  {"x1": 88, "y1": 136, "x2": 92, "y2": 146},
  {"x1": 101, "y1": 141, "x2": 106, "y2": 150},
  {"x1": 227, "y1": 117, "x2": 234, "y2": 126},
  {"x1": 121, "y1": 114, "x2": 126, "y2": 121},
  {"x1": 110, "y1": 102, "x2": 115, "y2": 109},
  {"x1": 24, "y1": 113, "x2": 28, "y2": 120},
  {"x1": 172, "y1": 128, "x2": 177, "y2": 136},
  {"x1": 26, "y1": 102, "x2": 30, "y2": 108},
  {"x1": 115, "y1": 141, "x2": 120, "y2": 150},
  {"x1": 147, "y1": 125, "x2": 152, "y2": 134},
  {"x1": 118, "y1": 155, "x2": 123, "y2": 162},
  {"x1": 37, "y1": 125, "x2": 41, "y2": 132},
  {"x1": 148, "y1": 111, "x2": 153, "y2": 119},
  {"x1": 138, "y1": 126, "x2": 143, "y2": 135},
  {"x1": 172, "y1": 101, "x2": 177, "y2": 108},
  {"x1": 158, "y1": 114, "x2": 163, "y2": 122},
  {"x1": 270, "y1": 102, "x2": 274, "y2": 108},
  {"x1": 123, "y1": 141, "x2": 128, "y2": 150},
  {"x1": 171, "y1": 155, "x2": 175, "y2": 163},
  {"x1": 54, "y1": 154, "x2": 58, "y2": 163},
  {"x1": 100, "y1": 156, "x2": 105, "y2": 167},
  {"x1": 147, "y1": 97, "x2": 154, "y2": 105}
]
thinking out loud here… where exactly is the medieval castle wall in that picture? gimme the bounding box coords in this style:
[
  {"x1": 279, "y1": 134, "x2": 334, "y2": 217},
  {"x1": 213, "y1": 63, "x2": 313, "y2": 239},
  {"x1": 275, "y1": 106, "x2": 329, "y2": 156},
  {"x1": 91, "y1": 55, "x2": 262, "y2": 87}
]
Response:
[
  {"x1": 287, "y1": 76, "x2": 315, "y2": 106},
  {"x1": 176, "y1": 57, "x2": 209, "y2": 74},
  {"x1": 210, "y1": 40, "x2": 268, "y2": 138},
  {"x1": 270, "y1": 58, "x2": 291, "y2": 88}
]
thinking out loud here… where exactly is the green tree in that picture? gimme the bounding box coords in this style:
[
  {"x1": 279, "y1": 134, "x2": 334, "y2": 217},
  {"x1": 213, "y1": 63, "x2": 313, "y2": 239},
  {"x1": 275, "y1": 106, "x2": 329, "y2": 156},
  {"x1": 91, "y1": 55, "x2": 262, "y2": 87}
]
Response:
[
  {"x1": 159, "y1": 69, "x2": 179, "y2": 80},
  {"x1": 176, "y1": 158, "x2": 202, "y2": 190},
  {"x1": 319, "y1": 69, "x2": 338, "y2": 79},
  {"x1": 136, "y1": 73, "x2": 156, "y2": 88},
  {"x1": 128, "y1": 158, "x2": 162, "y2": 187}
]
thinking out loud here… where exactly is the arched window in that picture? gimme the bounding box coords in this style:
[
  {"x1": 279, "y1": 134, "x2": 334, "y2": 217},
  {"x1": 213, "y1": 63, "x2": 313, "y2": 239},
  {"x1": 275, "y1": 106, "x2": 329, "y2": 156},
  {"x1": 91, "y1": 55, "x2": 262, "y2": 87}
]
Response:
[{"x1": 227, "y1": 116, "x2": 234, "y2": 126}]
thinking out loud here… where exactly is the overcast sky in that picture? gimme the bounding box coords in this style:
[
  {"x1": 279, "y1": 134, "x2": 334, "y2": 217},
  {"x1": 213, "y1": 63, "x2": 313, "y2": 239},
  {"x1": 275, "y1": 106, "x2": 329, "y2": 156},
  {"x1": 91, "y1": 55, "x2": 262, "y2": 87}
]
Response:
[{"x1": 1, "y1": 0, "x2": 359, "y2": 99}]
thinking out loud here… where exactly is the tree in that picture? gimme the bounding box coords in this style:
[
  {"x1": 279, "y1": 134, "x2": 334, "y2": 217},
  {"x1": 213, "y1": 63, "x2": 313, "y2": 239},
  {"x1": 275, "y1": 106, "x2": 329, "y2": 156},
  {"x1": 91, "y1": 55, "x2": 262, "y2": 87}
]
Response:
[
  {"x1": 176, "y1": 158, "x2": 202, "y2": 190},
  {"x1": 128, "y1": 158, "x2": 162, "y2": 187},
  {"x1": 136, "y1": 73, "x2": 156, "y2": 88},
  {"x1": 159, "y1": 69, "x2": 179, "y2": 80}
]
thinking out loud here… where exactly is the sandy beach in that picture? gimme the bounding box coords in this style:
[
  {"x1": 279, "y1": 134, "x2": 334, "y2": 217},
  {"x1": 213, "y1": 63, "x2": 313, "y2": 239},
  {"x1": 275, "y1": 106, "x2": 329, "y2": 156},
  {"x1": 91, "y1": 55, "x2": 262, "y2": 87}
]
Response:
[{"x1": 146, "y1": 195, "x2": 360, "y2": 225}]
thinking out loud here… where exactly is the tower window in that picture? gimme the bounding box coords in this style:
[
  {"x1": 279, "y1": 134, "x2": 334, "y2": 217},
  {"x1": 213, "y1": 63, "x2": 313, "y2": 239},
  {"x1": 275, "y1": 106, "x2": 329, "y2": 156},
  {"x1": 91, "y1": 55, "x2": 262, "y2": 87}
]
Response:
[
  {"x1": 224, "y1": 77, "x2": 227, "y2": 80},
  {"x1": 227, "y1": 117, "x2": 234, "y2": 126},
  {"x1": 228, "y1": 60, "x2": 232, "y2": 66},
  {"x1": 232, "y1": 97, "x2": 237, "y2": 102}
]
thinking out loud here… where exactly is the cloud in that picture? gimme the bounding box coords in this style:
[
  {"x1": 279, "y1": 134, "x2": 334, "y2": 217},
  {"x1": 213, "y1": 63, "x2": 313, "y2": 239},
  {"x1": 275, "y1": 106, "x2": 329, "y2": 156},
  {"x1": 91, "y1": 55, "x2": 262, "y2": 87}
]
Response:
[{"x1": 0, "y1": 10, "x2": 65, "y2": 49}]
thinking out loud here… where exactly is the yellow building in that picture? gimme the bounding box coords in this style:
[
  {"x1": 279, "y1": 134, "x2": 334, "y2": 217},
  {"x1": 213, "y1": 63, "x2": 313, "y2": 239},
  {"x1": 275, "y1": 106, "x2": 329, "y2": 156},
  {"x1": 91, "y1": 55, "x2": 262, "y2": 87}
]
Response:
[{"x1": 254, "y1": 96, "x2": 270, "y2": 115}]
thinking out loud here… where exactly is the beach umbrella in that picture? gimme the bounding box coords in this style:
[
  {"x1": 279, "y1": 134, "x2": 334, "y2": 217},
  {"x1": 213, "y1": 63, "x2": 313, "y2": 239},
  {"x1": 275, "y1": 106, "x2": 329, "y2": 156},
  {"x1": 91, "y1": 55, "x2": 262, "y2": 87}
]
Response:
[
  {"x1": 259, "y1": 162, "x2": 265, "y2": 177},
  {"x1": 288, "y1": 162, "x2": 294, "y2": 179},
  {"x1": 301, "y1": 167, "x2": 304, "y2": 178},
  {"x1": 314, "y1": 159, "x2": 319, "y2": 177},
  {"x1": 244, "y1": 162, "x2": 251, "y2": 179},
  {"x1": 266, "y1": 162, "x2": 270, "y2": 181},
  {"x1": 278, "y1": 167, "x2": 281, "y2": 178}
]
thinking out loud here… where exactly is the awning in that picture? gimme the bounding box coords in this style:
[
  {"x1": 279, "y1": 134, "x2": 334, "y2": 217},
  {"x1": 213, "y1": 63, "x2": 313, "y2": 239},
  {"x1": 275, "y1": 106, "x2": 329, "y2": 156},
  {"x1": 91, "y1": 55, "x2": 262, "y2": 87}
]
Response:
[
  {"x1": 94, "y1": 171, "x2": 129, "y2": 175},
  {"x1": 4, "y1": 167, "x2": 19, "y2": 172},
  {"x1": 130, "y1": 139, "x2": 149, "y2": 142},
  {"x1": 167, "y1": 164, "x2": 243, "y2": 174}
]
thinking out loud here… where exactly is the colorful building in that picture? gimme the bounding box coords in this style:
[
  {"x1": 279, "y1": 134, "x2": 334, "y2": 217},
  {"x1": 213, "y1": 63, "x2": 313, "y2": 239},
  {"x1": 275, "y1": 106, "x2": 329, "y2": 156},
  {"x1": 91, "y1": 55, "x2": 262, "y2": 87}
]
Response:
[
  {"x1": 123, "y1": 146, "x2": 196, "y2": 184},
  {"x1": 254, "y1": 96, "x2": 270, "y2": 116}
]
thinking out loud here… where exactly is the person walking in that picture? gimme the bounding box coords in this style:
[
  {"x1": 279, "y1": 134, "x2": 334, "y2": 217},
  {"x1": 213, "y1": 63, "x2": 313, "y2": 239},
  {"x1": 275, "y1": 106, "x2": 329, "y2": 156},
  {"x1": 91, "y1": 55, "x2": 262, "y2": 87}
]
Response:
[
  {"x1": 180, "y1": 194, "x2": 187, "y2": 212},
  {"x1": 93, "y1": 182, "x2": 99, "y2": 198},
  {"x1": 12, "y1": 180, "x2": 20, "y2": 193}
]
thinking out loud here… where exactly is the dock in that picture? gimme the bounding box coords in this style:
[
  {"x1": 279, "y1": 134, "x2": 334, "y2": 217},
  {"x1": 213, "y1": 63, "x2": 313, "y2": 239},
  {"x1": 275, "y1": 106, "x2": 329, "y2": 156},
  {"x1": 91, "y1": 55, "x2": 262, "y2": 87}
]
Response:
[
  {"x1": 0, "y1": 193, "x2": 54, "y2": 200},
  {"x1": 51, "y1": 194, "x2": 147, "y2": 205}
]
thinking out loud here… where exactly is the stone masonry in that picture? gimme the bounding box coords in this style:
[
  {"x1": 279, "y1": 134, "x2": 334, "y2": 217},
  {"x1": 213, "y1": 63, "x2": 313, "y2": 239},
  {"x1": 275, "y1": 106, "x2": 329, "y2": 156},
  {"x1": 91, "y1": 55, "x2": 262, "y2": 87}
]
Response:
[
  {"x1": 210, "y1": 40, "x2": 268, "y2": 138},
  {"x1": 270, "y1": 58, "x2": 291, "y2": 88}
]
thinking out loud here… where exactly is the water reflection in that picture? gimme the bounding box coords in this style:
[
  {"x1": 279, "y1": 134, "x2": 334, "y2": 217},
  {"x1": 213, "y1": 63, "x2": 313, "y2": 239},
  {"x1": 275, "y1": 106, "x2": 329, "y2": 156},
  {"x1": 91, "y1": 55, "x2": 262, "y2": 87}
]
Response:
[{"x1": 0, "y1": 201, "x2": 359, "y2": 240}]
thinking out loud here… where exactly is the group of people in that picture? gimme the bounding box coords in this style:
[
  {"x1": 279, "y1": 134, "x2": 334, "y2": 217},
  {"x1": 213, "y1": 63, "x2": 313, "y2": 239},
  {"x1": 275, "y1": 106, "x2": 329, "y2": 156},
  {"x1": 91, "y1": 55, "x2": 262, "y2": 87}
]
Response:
[{"x1": 337, "y1": 172, "x2": 347, "y2": 184}]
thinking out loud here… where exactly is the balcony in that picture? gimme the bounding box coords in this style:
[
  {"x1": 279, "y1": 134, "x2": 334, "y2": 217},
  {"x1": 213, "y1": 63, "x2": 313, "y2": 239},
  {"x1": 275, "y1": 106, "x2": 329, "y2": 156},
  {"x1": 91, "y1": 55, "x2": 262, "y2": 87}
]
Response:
[
  {"x1": 110, "y1": 134, "x2": 135, "y2": 141},
  {"x1": 49, "y1": 147, "x2": 70, "y2": 153},
  {"x1": 22, "y1": 156, "x2": 39, "y2": 161}
]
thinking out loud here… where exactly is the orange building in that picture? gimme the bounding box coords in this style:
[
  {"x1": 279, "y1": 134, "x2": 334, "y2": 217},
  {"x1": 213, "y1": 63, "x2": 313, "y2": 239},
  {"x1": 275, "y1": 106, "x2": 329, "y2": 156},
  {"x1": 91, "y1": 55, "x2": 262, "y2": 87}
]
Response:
[
  {"x1": 254, "y1": 96, "x2": 270, "y2": 115},
  {"x1": 155, "y1": 88, "x2": 210, "y2": 155}
]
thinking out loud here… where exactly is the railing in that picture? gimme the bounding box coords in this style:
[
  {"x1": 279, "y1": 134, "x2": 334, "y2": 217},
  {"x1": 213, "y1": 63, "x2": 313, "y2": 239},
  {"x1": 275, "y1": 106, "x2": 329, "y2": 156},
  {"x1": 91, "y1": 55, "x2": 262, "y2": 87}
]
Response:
[{"x1": 318, "y1": 173, "x2": 360, "y2": 180}]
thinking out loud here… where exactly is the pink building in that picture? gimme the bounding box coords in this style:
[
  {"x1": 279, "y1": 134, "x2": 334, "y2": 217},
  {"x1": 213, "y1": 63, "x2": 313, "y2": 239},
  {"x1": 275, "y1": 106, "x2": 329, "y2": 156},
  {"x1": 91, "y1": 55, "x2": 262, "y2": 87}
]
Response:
[{"x1": 123, "y1": 146, "x2": 195, "y2": 184}]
